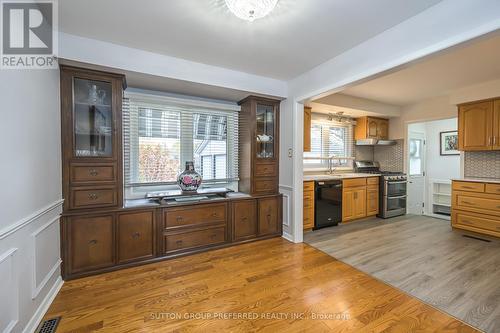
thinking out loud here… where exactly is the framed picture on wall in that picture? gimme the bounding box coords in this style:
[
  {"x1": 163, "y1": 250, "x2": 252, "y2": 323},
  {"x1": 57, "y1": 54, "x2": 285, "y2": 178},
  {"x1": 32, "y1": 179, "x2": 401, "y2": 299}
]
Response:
[{"x1": 440, "y1": 131, "x2": 459, "y2": 156}]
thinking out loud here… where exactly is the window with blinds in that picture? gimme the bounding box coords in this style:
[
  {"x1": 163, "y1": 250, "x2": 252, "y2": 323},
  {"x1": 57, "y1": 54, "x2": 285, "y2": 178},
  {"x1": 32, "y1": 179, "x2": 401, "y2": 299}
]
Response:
[
  {"x1": 123, "y1": 93, "x2": 239, "y2": 190},
  {"x1": 304, "y1": 118, "x2": 354, "y2": 169}
]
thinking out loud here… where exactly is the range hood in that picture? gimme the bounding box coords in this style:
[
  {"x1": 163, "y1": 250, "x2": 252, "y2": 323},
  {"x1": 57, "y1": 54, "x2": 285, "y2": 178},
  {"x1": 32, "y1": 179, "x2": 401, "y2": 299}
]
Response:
[{"x1": 355, "y1": 139, "x2": 397, "y2": 146}]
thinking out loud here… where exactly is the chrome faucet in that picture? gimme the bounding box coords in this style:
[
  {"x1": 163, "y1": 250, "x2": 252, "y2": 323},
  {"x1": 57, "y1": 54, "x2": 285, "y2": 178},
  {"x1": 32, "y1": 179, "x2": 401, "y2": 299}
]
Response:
[{"x1": 326, "y1": 156, "x2": 337, "y2": 175}]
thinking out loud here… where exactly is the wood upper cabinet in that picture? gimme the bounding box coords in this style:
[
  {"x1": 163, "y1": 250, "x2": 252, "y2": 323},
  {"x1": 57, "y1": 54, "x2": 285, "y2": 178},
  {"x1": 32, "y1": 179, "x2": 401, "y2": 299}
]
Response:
[
  {"x1": 493, "y1": 100, "x2": 500, "y2": 150},
  {"x1": 232, "y1": 200, "x2": 257, "y2": 241},
  {"x1": 117, "y1": 211, "x2": 155, "y2": 264},
  {"x1": 238, "y1": 96, "x2": 280, "y2": 195},
  {"x1": 355, "y1": 117, "x2": 389, "y2": 140},
  {"x1": 60, "y1": 65, "x2": 126, "y2": 212},
  {"x1": 304, "y1": 106, "x2": 312, "y2": 152},
  {"x1": 458, "y1": 101, "x2": 493, "y2": 151}
]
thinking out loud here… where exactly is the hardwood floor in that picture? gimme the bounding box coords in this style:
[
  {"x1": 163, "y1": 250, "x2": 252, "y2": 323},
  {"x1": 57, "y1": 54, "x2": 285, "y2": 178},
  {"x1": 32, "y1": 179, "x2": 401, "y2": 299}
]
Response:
[
  {"x1": 44, "y1": 238, "x2": 477, "y2": 332},
  {"x1": 305, "y1": 214, "x2": 500, "y2": 333}
]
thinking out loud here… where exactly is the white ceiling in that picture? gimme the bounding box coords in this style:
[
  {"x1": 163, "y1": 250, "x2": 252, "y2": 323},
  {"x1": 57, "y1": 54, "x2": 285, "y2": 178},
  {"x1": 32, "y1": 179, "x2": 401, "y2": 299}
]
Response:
[
  {"x1": 339, "y1": 32, "x2": 500, "y2": 106},
  {"x1": 59, "y1": 0, "x2": 443, "y2": 80}
]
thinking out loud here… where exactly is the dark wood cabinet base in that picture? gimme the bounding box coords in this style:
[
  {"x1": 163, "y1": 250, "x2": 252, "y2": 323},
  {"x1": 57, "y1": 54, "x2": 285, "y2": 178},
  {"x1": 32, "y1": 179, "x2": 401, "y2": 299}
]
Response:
[{"x1": 61, "y1": 194, "x2": 283, "y2": 280}]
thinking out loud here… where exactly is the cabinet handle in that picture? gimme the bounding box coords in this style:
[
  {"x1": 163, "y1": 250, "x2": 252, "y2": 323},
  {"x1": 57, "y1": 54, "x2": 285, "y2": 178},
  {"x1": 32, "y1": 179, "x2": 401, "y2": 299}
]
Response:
[
  {"x1": 489, "y1": 137, "x2": 493, "y2": 146},
  {"x1": 88, "y1": 193, "x2": 98, "y2": 200},
  {"x1": 89, "y1": 169, "x2": 99, "y2": 176},
  {"x1": 212, "y1": 212, "x2": 218, "y2": 217},
  {"x1": 461, "y1": 201, "x2": 475, "y2": 205},
  {"x1": 132, "y1": 232, "x2": 141, "y2": 239},
  {"x1": 88, "y1": 239, "x2": 98, "y2": 245},
  {"x1": 494, "y1": 136, "x2": 497, "y2": 146},
  {"x1": 241, "y1": 217, "x2": 248, "y2": 222},
  {"x1": 176, "y1": 216, "x2": 183, "y2": 222},
  {"x1": 267, "y1": 214, "x2": 272, "y2": 223},
  {"x1": 462, "y1": 186, "x2": 474, "y2": 189},
  {"x1": 176, "y1": 240, "x2": 183, "y2": 245}
]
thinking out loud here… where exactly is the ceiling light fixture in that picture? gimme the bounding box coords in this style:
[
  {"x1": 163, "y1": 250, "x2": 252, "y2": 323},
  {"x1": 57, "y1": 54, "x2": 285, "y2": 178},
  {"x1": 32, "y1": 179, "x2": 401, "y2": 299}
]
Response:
[{"x1": 225, "y1": 0, "x2": 279, "y2": 22}]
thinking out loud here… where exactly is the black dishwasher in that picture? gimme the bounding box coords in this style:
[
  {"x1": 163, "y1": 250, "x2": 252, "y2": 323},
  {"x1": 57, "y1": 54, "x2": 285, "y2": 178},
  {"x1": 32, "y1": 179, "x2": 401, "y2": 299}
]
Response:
[{"x1": 314, "y1": 180, "x2": 342, "y2": 229}]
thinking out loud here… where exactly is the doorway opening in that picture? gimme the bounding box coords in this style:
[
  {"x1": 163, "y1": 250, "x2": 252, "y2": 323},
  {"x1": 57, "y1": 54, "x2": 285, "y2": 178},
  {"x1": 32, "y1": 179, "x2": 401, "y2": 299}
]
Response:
[{"x1": 406, "y1": 118, "x2": 460, "y2": 220}]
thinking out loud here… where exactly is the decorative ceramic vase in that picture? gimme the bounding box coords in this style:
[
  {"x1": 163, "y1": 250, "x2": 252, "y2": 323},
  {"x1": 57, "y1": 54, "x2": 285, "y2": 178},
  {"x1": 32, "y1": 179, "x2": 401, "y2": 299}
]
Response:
[{"x1": 177, "y1": 161, "x2": 202, "y2": 192}]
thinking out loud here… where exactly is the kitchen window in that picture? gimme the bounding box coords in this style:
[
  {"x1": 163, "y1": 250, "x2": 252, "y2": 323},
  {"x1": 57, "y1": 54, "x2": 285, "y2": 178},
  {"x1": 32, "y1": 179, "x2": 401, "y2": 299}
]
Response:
[
  {"x1": 123, "y1": 92, "x2": 239, "y2": 197},
  {"x1": 304, "y1": 119, "x2": 354, "y2": 169}
]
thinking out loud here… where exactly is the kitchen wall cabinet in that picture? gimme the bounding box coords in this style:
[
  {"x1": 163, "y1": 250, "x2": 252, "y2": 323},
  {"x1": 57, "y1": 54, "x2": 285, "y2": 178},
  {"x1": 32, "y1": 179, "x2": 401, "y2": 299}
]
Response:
[
  {"x1": 493, "y1": 100, "x2": 500, "y2": 150},
  {"x1": 304, "y1": 106, "x2": 312, "y2": 152},
  {"x1": 303, "y1": 181, "x2": 315, "y2": 230},
  {"x1": 355, "y1": 117, "x2": 389, "y2": 140},
  {"x1": 458, "y1": 100, "x2": 494, "y2": 151}
]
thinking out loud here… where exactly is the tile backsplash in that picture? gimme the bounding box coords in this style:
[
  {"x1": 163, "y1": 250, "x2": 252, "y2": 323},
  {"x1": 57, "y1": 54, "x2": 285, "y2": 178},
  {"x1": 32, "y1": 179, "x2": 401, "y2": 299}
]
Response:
[
  {"x1": 353, "y1": 139, "x2": 405, "y2": 172},
  {"x1": 464, "y1": 151, "x2": 500, "y2": 179}
]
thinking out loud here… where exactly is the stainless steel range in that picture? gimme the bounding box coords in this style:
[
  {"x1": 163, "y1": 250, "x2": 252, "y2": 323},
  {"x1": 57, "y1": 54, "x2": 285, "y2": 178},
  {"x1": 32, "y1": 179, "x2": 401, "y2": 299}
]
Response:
[{"x1": 354, "y1": 161, "x2": 407, "y2": 219}]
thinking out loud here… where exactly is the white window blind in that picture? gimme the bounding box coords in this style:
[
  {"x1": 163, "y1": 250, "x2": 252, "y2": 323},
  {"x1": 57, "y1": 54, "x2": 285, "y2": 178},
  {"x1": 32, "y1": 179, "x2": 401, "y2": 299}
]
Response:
[
  {"x1": 304, "y1": 117, "x2": 354, "y2": 169},
  {"x1": 123, "y1": 93, "x2": 239, "y2": 188}
]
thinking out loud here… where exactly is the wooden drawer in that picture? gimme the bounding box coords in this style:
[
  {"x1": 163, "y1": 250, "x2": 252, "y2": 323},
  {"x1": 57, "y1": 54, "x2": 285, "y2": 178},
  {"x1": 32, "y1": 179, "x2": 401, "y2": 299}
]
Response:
[
  {"x1": 456, "y1": 194, "x2": 500, "y2": 213},
  {"x1": 254, "y1": 163, "x2": 277, "y2": 177},
  {"x1": 454, "y1": 211, "x2": 500, "y2": 234},
  {"x1": 254, "y1": 178, "x2": 278, "y2": 194},
  {"x1": 343, "y1": 178, "x2": 367, "y2": 188},
  {"x1": 117, "y1": 211, "x2": 155, "y2": 264},
  {"x1": 485, "y1": 183, "x2": 500, "y2": 194},
  {"x1": 303, "y1": 181, "x2": 315, "y2": 192},
  {"x1": 164, "y1": 226, "x2": 226, "y2": 253},
  {"x1": 258, "y1": 196, "x2": 281, "y2": 236},
  {"x1": 68, "y1": 215, "x2": 114, "y2": 273},
  {"x1": 452, "y1": 181, "x2": 485, "y2": 193},
  {"x1": 164, "y1": 203, "x2": 226, "y2": 229},
  {"x1": 70, "y1": 187, "x2": 117, "y2": 209},
  {"x1": 232, "y1": 200, "x2": 257, "y2": 241},
  {"x1": 70, "y1": 163, "x2": 116, "y2": 184},
  {"x1": 303, "y1": 193, "x2": 314, "y2": 207},
  {"x1": 367, "y1": 177, "x2": 379, "y2": 185}
]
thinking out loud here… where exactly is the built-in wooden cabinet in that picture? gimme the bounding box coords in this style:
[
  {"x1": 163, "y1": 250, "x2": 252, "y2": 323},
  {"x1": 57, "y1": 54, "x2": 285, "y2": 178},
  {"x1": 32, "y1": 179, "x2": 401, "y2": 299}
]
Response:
[
  {"x1": 355, "y1": 117, "x2": 389, "y2": 140},
  {"x1": 304, "y1": 106, "x2": 312, "y2": 152},
  {"x1": 303, "y1": 181, "x2": 315, "y2": 230},
  {"x1": 232, "y1": 200, "x2": 258, "y2": 241},
  {"x1": 451, "y1": 180, "x2": 500, "y2": 238},
  {"x1": 238, "y1": 96, "x2": 280, "y2": 195},
  {"x1": 342, "y1": 177, "x2": 379, "y2": 223},
  {"x1": 60, "y1": 68, "x2": 284, "y2": 280},
  {"x1": 458, "y1": 101, "x2": 493, "y2": 151},
  {"x1": 60, "y1": 66, "x2": 126, "y2": 211},
  {"x1": 117, "y1": 211, "x2": 155, "y2": 264}
]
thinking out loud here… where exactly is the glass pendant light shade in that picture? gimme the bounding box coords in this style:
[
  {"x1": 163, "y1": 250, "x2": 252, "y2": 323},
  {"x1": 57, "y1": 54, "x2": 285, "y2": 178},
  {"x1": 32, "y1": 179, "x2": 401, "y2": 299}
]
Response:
[{"x1": 225, "y1": 0, "x2": 279, "y2": 22}]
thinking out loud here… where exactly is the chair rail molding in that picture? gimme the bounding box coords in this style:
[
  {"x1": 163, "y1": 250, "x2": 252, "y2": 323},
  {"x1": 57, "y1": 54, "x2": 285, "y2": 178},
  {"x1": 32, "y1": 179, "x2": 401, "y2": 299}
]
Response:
[{"x1": 0, "y1": 199, "x2": 64, "y2": 240}]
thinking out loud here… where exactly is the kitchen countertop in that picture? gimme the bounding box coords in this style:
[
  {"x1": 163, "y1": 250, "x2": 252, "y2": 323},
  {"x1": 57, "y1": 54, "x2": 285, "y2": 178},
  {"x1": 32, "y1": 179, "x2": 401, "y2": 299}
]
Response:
[
  {"x1": 452, "y1": 177, "x2": 500, "y2": 184},
  {"x1": 303, "y1": 173, "x2": 381, "y2": 181}
]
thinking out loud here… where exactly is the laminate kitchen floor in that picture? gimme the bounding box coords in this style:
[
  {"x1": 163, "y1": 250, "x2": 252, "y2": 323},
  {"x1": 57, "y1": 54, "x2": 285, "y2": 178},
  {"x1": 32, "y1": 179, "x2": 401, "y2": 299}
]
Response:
[
  {"x1": 43, "y1": 238, "x2": 478, "y2": 332},
  {"x1": 305, "y1": 214, "x2": 500, "y2": 333}
]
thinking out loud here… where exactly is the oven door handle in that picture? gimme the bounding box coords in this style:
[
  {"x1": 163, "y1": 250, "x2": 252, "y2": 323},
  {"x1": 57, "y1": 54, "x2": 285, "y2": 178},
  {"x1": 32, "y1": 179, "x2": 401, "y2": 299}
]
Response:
[
  {"x1": 387, "y1": 181, "x2": 408, "y2": 184},
  {"x1": 387, "y1": 195, "x2": 407, "y2": 199}
]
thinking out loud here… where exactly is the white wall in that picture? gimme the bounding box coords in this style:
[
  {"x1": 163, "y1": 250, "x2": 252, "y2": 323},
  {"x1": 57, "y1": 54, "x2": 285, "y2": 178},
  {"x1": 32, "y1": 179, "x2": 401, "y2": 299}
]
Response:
[
  {"x1": 425, "y1": 118, "x2": 460, "y2": 181},
  {"x1": 0, "y1": 70, "x2": 63, "y2": 333}
]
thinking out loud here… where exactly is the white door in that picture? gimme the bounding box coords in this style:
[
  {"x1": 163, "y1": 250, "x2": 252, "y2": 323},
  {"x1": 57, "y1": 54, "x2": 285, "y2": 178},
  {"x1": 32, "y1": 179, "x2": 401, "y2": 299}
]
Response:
[{"x1": 407, "y1": 132, "x2": 426, "y2": 215}]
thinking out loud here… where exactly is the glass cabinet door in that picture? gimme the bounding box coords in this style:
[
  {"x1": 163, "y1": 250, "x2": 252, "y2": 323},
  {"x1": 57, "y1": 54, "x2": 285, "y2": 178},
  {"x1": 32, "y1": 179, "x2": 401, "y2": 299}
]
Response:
[
  {"x1": 73, "y1": 78, "x2": 113, "y2": 157},
  {"x1": 256, "y1": 103, "x2": 275, "y2": 159}
]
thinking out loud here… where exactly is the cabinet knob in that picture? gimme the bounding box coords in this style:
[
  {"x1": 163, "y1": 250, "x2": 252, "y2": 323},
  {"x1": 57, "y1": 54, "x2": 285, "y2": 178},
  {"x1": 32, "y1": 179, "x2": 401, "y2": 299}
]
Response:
[
  {"x1": 267, "y1": 214, "x2": 272, "y2": 223},
  {"x1": 88, "y1": 239, "x2": 98, "y2": 245},
  {"x1": 89, "y1": 169, "x2": 99, "y2": 176},
  {"x1": 88, "y1": 193, "x2": 98, "y2": 200},
  {"x1": 212, "y1": 212, "x2": 218, "y2": 217},
  {"x1": 241, "y1": 217, "x2": 248, "y2": 222},
  {"x1": 132, "y1": 232, "x2": 141, "y2": 239},
  {"x1": 176, "y1": 216, "x2": 183, "y2": 222},
  {"x1": 176, "y1": 240, "x2": 183, "y2": 245}
]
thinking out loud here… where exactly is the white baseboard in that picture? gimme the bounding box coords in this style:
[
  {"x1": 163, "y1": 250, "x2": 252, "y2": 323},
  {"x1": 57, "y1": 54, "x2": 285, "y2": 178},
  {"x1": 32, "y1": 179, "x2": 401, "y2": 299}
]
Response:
[
  {"x1": 282, "y1": 232, "x2": 294, "y2": 242},
  {"x1": 23, "y1": 277, "x2": 63, "y2": 333}
]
